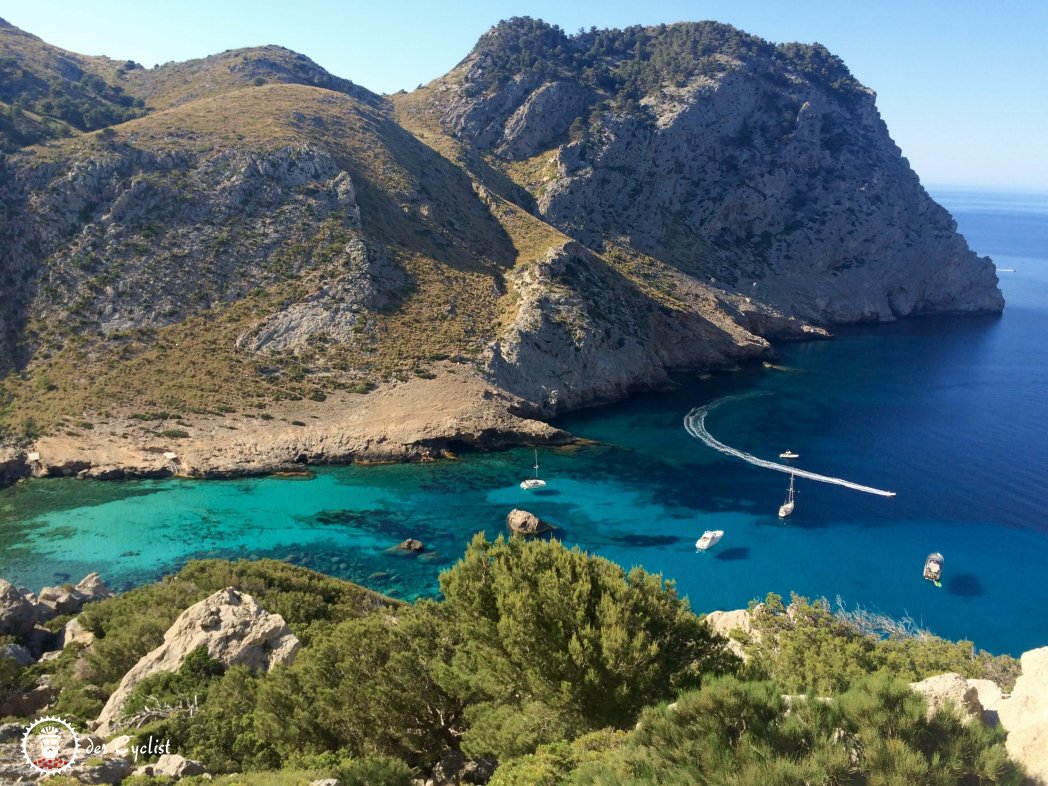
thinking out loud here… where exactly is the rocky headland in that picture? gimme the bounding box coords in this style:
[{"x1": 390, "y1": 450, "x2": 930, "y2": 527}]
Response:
[{"x1": 0, "y1": 17, "x2": 1002, "y2": 481}]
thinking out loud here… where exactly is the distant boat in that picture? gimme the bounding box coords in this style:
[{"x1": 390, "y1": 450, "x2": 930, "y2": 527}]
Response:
[
  {"x1": 695, "y1": 530, "x2": 724, "y2": 551},
  {"x1": 778, "y1": 474, "x2": 795, "y2": 518},
  {"x1": 923, "y1": 552, "x2": 944, "y2": 587},
  {"x1": 520, "y1": 449, "x2": 547, "y2": 490},
  {"x1": 779, "y1": 450, "x2": 799, "y2": 459}
]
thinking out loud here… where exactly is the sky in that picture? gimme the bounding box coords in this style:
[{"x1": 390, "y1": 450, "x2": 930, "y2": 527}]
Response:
[{"x1": 2, "y1": 0, "x2": 1046, "y2": 190}]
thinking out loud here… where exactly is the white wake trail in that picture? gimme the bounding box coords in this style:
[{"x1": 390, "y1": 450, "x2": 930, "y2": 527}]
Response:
[{"x1": 683, "y1": 394, "x2": 896, "y2": 497}]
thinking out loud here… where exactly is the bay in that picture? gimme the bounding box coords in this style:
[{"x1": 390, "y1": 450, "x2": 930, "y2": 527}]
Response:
[{"x1": 2, "y1": 188, "x2": 1046, "y2": 655}]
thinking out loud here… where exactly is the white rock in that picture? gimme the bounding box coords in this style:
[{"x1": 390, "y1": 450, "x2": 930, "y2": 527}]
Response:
[
  {"x1": 909, "y1": 672, "x2": 983, "y2": 723},
  {"x1": 997, "y1": 646, "x2": 1048, "y2": 784},
  {"x1": 95, "y1": 588, "x2": 300, "y2": 734}
]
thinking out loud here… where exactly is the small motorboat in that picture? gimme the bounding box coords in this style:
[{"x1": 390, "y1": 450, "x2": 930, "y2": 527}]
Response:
[
  {"x1": 520, "y1": 449, "x2": 547, "y2": 490},
  {"x1": 695, "y1": 530, "x2": 724, "y2": 551},
  {"x1": 923, "y1": 552, "x2": 944, "y2": 587},
  {"x1": 779, "y1": 450, "x2": 800, "y2": 459},
  {"x1": 778, "y1": 474, "x2": 795, "y2": 518}
]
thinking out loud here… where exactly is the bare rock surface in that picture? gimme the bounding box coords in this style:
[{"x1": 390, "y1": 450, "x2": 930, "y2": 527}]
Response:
[
  {"x1": 909, "y1": 672, "x2": 983, "y2": 724},
  {"x1": 703, "y1": 608, "x2": 756, "y2": 660},
  {"x1": 998, "y1": 646, "x2": 1048, "y2": 784},
  {"x1": 0, "y1": 579, "x2": 37, "y2": 637},
  {"x1": 96, "y1": 587, "x2": 300, "y2": 734},
  {"x1": 37, "y1": 572, "x2": 113, "y2": 616},
  {"x1": 507, "y1": 508, "x2": 555, "y2": 536},
  {"x1": 133, "y1": 753, "x2": 206, "y2": 778}
]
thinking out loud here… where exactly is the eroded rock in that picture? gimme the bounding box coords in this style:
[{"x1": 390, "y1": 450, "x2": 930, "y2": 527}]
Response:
[
  {"x1": 909, "y1": 672, "x2": 983, "y2": 724},
  {"x1": 997, "y1": 646, "x2": 1048, "y2": 784},
  {"x1": 95, "y1": 588, "x2": 300, "y2": 734},
  {"x1": 506, "y1": 508, "x2": 555, "y2": 536}
]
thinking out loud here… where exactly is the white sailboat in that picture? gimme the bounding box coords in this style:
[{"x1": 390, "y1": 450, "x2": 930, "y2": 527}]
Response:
[
  {"x1": 778, "y1": 473, "x2": 795, "y2": 518},
  {"x1": 520, "y1": 449, "x2": 547, "y2": 490},
  {"x1": 695, "y1": 530, "x2": 724, "y2": 551}
]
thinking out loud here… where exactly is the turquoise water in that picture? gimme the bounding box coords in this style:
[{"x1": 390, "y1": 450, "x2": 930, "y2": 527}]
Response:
[{"x1": 2, "y1": 189, "x2": 1047, "y2": 655}]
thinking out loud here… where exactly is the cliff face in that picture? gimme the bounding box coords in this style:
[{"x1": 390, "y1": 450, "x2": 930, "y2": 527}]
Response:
[
  {"x1": 0, "y1": 18, "x2": 1004, "y2": 470},
  {"x1": 406, "y1": 19, "x2": 1003, "y2": 324}
]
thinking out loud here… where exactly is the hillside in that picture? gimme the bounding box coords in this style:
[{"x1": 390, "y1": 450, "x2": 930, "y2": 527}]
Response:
[
  {"x1": 0, "y1": 17, "x2": 1003, "y2": 479},
  {"x1": 0, "y1": 541, "x2": 1036, "y2": 784}
]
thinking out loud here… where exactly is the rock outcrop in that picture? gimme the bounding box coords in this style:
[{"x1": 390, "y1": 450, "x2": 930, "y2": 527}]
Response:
[
  {"x1": 132, "y1": 754, "x2": 206, "y2": 779},
  {"x1": 36, "y1": 572, "x2": 113, "y2": 617},
  {"x1": 95, "y1": 588, "x2": 300, "y2": 734},
  {"x1": 0, "y1": 579, "x2": 37, "y2": 637},
  {"x1": 909, "y1": 672, "x2": 984, "y2": 724},
  {"x1": 703, "y1": 608, "x2": 757, "y2": 660},
  {"x1": 998, "y1": 646, "x2": 1048, "y2": 784},
  {"x1": 507, "y1": 508, "x2": 555, "y2": 536}
]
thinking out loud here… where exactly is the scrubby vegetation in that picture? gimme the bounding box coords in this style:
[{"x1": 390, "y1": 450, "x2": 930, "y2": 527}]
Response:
[
  {"x1": 466, "y1": 17, "x2": 866, "y2": 113},
  {"x1": 7, "y1": 539, "x2": 1023, "y2": 784}
]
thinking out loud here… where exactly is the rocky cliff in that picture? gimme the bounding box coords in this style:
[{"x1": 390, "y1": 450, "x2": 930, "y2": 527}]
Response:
[
  {"x1": 0, "y1": 17, "x2": 1003, "y2": 474},
  {"x1": 399, "y1": 18, "x2": 1002, "y2": 324}
]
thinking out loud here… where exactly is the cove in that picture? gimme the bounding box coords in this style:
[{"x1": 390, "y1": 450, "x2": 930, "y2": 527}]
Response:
[{"x1": 2, "y1": 188, "x2": 1046, "y2": 656}]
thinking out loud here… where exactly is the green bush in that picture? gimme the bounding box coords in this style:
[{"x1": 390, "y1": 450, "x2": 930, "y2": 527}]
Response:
[{"x1": 741, "y1": 593, "x2": 1021, "y2": 694}]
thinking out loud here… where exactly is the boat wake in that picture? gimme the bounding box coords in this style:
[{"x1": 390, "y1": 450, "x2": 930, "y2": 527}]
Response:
[{"x1": 683, "y1": 394, "x2": 896, "y2": 497}]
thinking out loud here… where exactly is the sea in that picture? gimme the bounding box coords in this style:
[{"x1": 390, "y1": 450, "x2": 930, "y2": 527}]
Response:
[{"x1": 1, "y1": 188, "x2": 1046, "y2": 656}]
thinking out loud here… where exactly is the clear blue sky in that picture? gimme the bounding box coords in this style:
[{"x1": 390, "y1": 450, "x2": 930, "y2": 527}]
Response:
[{"x1": 3, "y1": 0, "x2": 1046, "y2": 190}]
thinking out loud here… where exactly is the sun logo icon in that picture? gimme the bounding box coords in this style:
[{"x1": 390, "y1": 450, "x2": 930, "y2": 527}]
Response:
[{"x1": 21, "y1": 716, "x2": 80, "y2": 776}]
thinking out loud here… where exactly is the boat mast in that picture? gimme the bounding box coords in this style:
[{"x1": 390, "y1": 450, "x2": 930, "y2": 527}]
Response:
[{"x1": 533, "y1": 448, "x2": 540, "y2": 479}]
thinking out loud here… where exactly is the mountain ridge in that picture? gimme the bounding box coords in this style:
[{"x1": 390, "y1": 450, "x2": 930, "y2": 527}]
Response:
[{"x1": 0, "y1": 17, "x2": 1002, "y2": 479}]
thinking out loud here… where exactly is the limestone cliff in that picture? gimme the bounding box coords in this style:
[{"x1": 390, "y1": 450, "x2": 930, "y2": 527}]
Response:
[
  {"x1": 0, "y1": 17, "x2": 1004, "y2": 473},
  {"x1": 403, "y1": 18, "x2": 1002, "y2": 325}
]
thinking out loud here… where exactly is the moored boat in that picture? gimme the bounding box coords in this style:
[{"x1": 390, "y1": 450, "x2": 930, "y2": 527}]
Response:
[
  {"x1": 779, "y1": 450, "x2": 799, "y2": 459},
  {"x1": 923, "y1": 552, "x2": 944, "y2": 587},
  {"x1": 695, "y1": 530, "x2": 724, "y2": 551},
  {"x1": 520, "y1": 449, "x2": 547, "y2": 490},
  {"x1": 778, "y1": 474, "x2": 796, "y2": 518}
]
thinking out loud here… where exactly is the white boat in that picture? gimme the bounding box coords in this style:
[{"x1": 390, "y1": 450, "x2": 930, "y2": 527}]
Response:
[
  {"x1": 778, "y1": 474, "x2": 795, "y2": 518},
  {"x1": 779, "y1": 450, "x2": 799, "y2": 459},
  {"x1": 520, "y1": 449, "x2": 547, "y2": 490},
  {"x1": 923, "y1": 552, "x2": 944, "y2": 587},
  {"x1": 695, "y1": 530, "x2": 724, "y2": 551}
]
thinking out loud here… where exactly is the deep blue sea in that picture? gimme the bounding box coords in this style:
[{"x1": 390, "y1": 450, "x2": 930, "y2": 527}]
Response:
[{"x1": 2, "y1": 188, "x2": 1046, "y2": 655}]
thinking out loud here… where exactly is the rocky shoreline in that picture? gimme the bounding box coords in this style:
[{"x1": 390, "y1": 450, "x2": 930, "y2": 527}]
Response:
[{"x1": 0, "y1": 368, "x2": 576, "y2": 485}]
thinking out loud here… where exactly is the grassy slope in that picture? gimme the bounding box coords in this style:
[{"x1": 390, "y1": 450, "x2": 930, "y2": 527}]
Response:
[{"x1": 0, "y1": 79, "x2": 588, "y2": 438}]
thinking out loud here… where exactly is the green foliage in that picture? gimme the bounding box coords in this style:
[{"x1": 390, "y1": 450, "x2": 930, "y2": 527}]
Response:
[
  {"x1": 49, "y1": 559, "x2": 392, "y2": 726},
  {"x1": 334, "y1": 754, "x2": 414, "y2": 786},
  {"x1": 440, "y1": 534, "x2": 735, "y2": 759},
  {"x1": 541, "y1": 674, "x2": 1023, "y2": 785},
  {"x1": 466, "y1": 18, "x2": 864, "y2": 118},
  {"x1": 741, "y1": 594, "x2": 1021, "y2": 695}
]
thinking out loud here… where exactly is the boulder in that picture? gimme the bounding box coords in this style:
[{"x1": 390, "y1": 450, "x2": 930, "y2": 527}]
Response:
[
  {"x1": 61, "y1": 616, "x2": 96, "y2": 648},
  {"x1": 909, "y1": 672, "x2": 983, "y2": 724},
  {"x1": 133, "y1": 753, "x2": 206, "y2": 778},
  {"x1": 397, "y1": 538, "x2": 425, "y2": 552},
  {"x1": 997, "y1": 646, "x2": 1048, "y2": 784},
  {"x1": 0, "y1": 642, "x2": 34, "y2": 667},
  {"x1": 506, "y1": 508, "x2": 555, "y2": 536},
  {"x1": 37, "y1": 572, "x2": 113, "y2": 616},
  {"x1": 95, "y1": 588, "x2": 300, "y2": 734},
  {"x1": 0, "y1": 677, "x2": 59, "y2": 717},
  {"x1": 431, "y1": 751, "x2": 495, "y2": 785},
  {"x1": 967, "y1": 678, "x2": 1006, "y2": 726},
  {"x1": 310, "y1": 780, "x2": 341, "y2": 786},
  {"x1": 704, "y1": 608, "x2": 757, "y2": 660},
  {"x1": 72, "y1": 757, "x2": 134, "y2": 784},
  {"x1": 0, "y1": 579, "x2": 37, "y2": 637}
]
